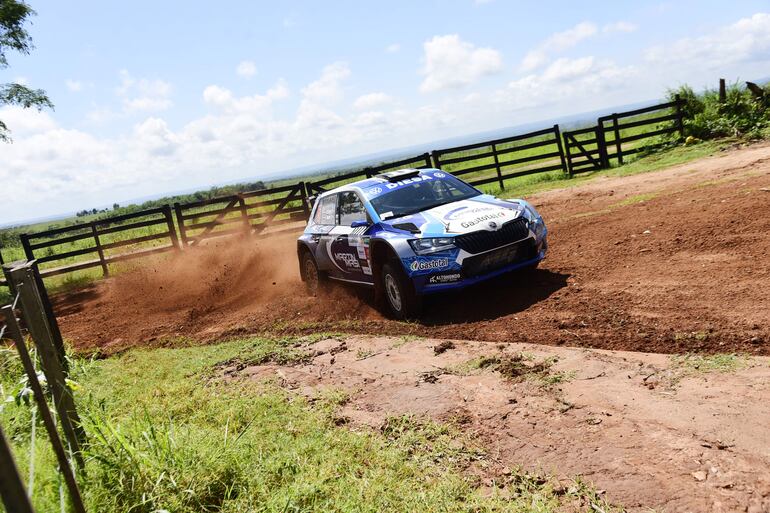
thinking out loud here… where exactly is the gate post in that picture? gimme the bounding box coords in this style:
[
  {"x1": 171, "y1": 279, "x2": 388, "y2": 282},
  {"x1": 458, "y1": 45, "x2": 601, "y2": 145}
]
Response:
[
  {"x1": 554, "y1": 124, "x2": 568, "y2": 176},
  {"x1": 4, "y1": 262, "x2": 86, "y2": 467},
  {"x1": 0, "y1": 424, "x2": 36, "y2": 513}
]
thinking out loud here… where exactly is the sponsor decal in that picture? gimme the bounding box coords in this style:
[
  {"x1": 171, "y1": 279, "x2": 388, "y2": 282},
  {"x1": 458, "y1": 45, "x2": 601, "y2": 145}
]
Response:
[
  {"x1": 385, "y1": 174, "x2": 433, "y2": 189},
  {"x1": 334, "y1": 252, "x2": 360, "y2": 269},
  {"x1": 361, "y1": 265, "x2": 372, "y2": 276},
  {"x1": 459, "y1": 211, "x2": 509, "y2": 229},
  {"x1": 428, "y1": 273, "x2": 462, "y2": 284},
  {"x1": 409, "y1": 258, "x2": 449, "y2": 272},
  {"x1": 433, "y1": 172, "x2": 446, "y2": 178},
  {"x1": 443, "y1": 205, "x2": 497, "y2": 221},
  {"x1": 369, "y1": 187, "x2": 382, "y2": 195}
]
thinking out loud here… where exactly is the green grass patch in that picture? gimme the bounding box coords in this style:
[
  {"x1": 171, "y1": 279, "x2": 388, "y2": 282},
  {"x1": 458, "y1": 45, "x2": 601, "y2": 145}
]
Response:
[
  {"x1": 670, "y1": 353, "x2": 749, "y2": 374},
  {"x1": 0, "y1": 338, "x2": 621, "y2": 512}
]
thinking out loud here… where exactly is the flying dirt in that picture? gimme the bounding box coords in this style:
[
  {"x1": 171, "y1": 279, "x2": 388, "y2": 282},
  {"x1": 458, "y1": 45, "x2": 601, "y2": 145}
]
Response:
[{"x1": 54, "y1": 142, "x2": 770, "y2": 357}]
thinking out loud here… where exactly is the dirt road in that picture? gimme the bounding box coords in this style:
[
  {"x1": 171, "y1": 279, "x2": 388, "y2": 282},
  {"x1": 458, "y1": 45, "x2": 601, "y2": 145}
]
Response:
[
  {"x1": 223, "y1": 334, "x2": 770, "y2": 512},
  {"x1": 55, "y1": 141, "x2": 770, "y2": 356}
]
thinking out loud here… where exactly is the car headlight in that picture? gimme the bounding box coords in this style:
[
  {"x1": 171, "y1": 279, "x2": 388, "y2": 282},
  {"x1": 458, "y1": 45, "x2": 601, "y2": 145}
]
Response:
[
  {"x1": 522, "y1": 203, "x2": 540, "y2": 221},
  {"x1": 408, "y1": 237, "x2": 456, "y2": 255}
]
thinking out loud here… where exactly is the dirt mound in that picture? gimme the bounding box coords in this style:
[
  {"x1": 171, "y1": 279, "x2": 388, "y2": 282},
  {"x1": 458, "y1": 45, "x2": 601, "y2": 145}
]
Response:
[{"x1": 54, "y1": 142, "x2": 770, "y2": 356}]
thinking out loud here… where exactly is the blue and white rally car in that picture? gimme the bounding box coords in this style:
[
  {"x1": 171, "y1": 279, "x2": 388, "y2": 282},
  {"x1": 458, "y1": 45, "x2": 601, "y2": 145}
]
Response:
[{"x1": 297, "y1": 168, "x2": 547, "y2": 319}]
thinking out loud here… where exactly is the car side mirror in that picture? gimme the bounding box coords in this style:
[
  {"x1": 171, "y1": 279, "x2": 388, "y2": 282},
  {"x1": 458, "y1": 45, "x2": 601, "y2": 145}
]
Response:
[{"x1": 350, "y1": 220, "x2": 369, "y2": 228}]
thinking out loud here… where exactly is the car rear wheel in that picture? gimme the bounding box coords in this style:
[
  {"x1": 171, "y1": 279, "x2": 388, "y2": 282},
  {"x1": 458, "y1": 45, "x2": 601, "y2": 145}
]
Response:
[
  {"x1": 301, "y1": 251, "x2": 324, "y2": 295},
  {"x1": 381, "y1": 261, "x2": 421, "y2": 320}
]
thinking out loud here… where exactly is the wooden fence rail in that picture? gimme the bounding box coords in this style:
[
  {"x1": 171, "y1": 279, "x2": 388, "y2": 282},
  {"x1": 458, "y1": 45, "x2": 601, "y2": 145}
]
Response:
[
  {"x1": 598, "y1": 95, "x2": 684, "y2": 166},
  {"x1": 432, "y1": 125, "x2": 567, "y2": 189},
  {"x1": 174, "y1": 182, "x2": 310, "y2": 245},
  {"x1": 19, "y1": 205, "x2": 179, "y2": 279}
]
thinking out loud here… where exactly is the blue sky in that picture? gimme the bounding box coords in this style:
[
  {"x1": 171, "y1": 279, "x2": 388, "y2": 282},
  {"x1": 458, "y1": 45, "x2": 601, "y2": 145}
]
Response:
[{"x1": 3, "y1": 0, "x2": 770, "y2": 223}]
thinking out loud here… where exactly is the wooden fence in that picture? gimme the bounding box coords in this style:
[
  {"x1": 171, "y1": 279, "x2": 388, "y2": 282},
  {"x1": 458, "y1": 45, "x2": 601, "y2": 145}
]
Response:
[
  {"x1": 174, "y1": 182, "x2": 310, "y2": 245},
  {"x1": 19, "y1": 205, "x2": 179, "y2": 279},
  {"x1": 1, "y1": 260, "x2": 87, "y2": 513},
  {"x1": 3, "y1": 98, "x2": 687, "y2": 289},
  {"x1": 431, "y1": 125, "x2": 566, "y2": 189},
  {"x1": 564, "y1": 95, "x2": 684, "y2": 174}
]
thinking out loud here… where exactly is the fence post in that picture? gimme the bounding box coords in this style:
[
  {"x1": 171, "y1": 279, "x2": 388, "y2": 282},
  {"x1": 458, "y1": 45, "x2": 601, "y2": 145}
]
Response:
[
  {"x1": 173, "y1": 203, "x2": 188, "y2": 247},
  {"x1": 20, "y1": 234, "x2": 34, "y2": 261},
  {"x1": 611, "y1": 114, "x2": 622, "y2": 165},
  {"x1": 491, "y1": 143, "x2": 504, "y2": 190},
  {"x1": 90, "y1": 223, "x2": 109, "y2": 277},
  {"x1": 422, "y1": 153, "x2": 432, "y2": 169},
  {"x1": 162, "y1": 205, "x2": 181, "y2": 251},
  {"x1": 674, "y1": 93, "x2": 685, "y2": 139},
  {"x1": 553, "y1": 125, "x2": 568, "y2": 176},
  {"x1": 430, "y1": 151, "x2": 441, "y2": 169},
  {"x1": 4, "y1": 263, "x2": 86, "y2": 468},
  {"x1": 237, "y1": 195, "x2": 250, "y2": 235},
  {"x1": 718, "y1": 78, "x2": 726, "y2": 104},
  {"x1": 0, "y1": 424, "x2": 36, "y2": 513},
  {"x1": 2, "y1": 306, "x2": 87, "y2": 513},
  {"x1": 298, "y1": 182, "x2": 310, "y2": 219},
  {"x1": 596, "y1": 122, "x2": 608, "y2": 169}
]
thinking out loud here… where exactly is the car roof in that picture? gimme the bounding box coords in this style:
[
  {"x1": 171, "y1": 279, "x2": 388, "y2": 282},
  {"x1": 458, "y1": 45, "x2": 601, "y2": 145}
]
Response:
[{"x1": 315, "y1": 168, "x2": 440, "y2": 199}]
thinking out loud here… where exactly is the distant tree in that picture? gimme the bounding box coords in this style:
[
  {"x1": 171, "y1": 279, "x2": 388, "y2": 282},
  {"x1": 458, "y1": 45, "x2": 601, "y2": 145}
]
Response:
[
  {"x1": 113, "y1": 203, "x2": 120, "y2": 210},
  {"x1": 1, "y1": 0, "x2": 53, "y2": 142}
]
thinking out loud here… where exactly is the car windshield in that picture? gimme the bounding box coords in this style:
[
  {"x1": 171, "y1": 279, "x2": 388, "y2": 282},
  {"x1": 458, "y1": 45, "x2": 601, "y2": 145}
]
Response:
[{"x1": 369, "y1": 174, "x2": 480, "y2": 220}]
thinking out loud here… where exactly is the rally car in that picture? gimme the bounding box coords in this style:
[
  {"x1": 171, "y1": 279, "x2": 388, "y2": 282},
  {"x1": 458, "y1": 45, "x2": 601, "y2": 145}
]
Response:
[{"x1": 297, "y1": 168, "x2": 547, "y2": 319}]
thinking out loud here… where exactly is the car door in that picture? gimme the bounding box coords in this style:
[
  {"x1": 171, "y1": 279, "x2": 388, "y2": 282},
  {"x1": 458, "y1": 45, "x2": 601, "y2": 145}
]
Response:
[
  {"x1": 326, "y1": 191, "x2": 372, "y2": 283},
  {"x1": 308, "y1": 194, "x2": 338, "y2": 273}
]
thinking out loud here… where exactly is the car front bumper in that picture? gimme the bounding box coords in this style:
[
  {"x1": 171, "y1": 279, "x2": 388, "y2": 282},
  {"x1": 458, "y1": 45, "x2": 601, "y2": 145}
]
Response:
[{"x1": 411, "y1": 236, "x2": 547, "y2": 294}]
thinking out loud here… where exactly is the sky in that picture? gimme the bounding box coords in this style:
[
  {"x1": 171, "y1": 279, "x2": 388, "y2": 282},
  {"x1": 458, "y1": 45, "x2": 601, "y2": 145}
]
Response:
[{"x1": 2, "y1": 0, "x2": 770, "y2": 224}]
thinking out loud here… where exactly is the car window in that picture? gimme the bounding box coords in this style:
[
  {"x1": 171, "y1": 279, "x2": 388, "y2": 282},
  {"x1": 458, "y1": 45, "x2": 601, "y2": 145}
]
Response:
[
  {"x1": 370, "y1": 174, "x2": 480, "y2": 220},
  {"x1": 338, "y1": 192, "x2": 367, "y2": 226},
  {"x1": 313, "y1": 194, "x2": 338, "y2": 225}
]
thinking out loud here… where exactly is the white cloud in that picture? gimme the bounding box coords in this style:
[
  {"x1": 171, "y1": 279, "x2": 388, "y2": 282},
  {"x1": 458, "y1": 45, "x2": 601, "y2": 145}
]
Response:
[
  {"x1": 353, "y1": 92, "x2": 392, "y2": 110},
  {"x1": 65, "y1": 79, "x2": 83, "y2": 92},
  {"x1": 116, "y1": 69, "x2": 173, "y2": 113},
  {"x1": 499, "y1": 56, "x2": 635, "y2": 111},
  {"x1": 603, "y1": 21, "x2": 637, "y2": 33},
  {"x1": 300, "y1": 62, "x2": 350, "y2": 103},
  {"x1": 521, "y1": 22, "x2": 598, "y2": 71},
  {"x1": 385, "y1": 43, "x2": 401, "y2": 53},
  {"x1": 645, "y1": 12, "x2": 770, "y2": 68},
  {"x1": 420, "y1": 34, "x2": 503, "y2": 92},
  {"x1": 13, "y1": 76, "x2": 28, "y2": 86},
  {"x1": 236, "y1": 60, "x2": 257, "y2": 77},
  {"x1": 203, "y1": 80, "x2": 289, "y2": 112}
]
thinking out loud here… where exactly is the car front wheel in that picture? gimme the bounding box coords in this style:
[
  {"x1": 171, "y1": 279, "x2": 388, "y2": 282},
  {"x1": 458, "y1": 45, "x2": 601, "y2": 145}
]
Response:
[{"x1": 381, "y1": 261, "x2": 421, "y2": 320}]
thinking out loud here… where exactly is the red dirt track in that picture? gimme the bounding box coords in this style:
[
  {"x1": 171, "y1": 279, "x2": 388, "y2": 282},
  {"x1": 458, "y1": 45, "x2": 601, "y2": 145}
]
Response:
[{"x1": 54, "y1": 143, "x2": 770, "y2": 356}]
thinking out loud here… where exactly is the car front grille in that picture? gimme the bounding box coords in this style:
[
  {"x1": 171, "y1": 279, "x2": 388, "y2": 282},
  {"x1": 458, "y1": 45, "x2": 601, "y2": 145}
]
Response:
[
  {"x1": 454, "y1": 217, "x2": 529, "y2": 254},
  {"x1": 462, "y1": 238, "x2": 537, "y2": 278}
]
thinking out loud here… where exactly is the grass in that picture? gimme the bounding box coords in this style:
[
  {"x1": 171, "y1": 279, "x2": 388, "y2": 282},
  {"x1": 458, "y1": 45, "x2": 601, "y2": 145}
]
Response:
[
  {"x1": 670, "y1": 353, "x2": 749, "y2": 374},
  {"x1": 0, "y1": 338, "x2": 622, "y2": 512}
]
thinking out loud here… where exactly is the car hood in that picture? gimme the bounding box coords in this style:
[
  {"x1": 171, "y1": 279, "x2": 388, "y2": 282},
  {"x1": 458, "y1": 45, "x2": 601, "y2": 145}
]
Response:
[{"x1": 381, "y1": 195, "x2": 525, "y2": 237}]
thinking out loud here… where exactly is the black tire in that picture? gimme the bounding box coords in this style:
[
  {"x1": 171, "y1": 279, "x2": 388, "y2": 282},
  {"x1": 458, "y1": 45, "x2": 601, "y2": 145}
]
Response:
[
  {"x1": 380, "y1": 261, "x2": 422, "y2": 320},
  {"x1": 301, "y1": 251, "x2": 325, "y2": 295}
]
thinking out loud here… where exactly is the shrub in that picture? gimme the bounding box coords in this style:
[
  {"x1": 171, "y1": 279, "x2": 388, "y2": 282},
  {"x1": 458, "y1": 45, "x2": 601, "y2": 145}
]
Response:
[{"x1": 669, "y1": 80, "x2": 770, "y2": 140}]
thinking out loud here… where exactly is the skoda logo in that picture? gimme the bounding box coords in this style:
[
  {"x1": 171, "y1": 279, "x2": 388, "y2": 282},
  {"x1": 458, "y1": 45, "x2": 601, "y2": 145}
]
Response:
[{"x1": 488, "y1": 221, "x2": 498, "y2": 230}]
